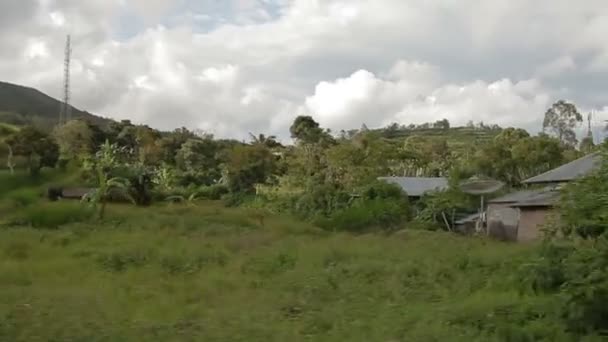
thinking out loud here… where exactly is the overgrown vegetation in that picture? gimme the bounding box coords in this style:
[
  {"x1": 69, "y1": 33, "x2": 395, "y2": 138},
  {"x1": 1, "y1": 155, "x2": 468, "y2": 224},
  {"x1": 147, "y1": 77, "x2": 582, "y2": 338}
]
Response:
[
  {"x1": 0, "y1": 200, "x2": 572, "y2": 341},
  {"x1": 1, "y1": 98, "x2": 605, "y2": 340}
]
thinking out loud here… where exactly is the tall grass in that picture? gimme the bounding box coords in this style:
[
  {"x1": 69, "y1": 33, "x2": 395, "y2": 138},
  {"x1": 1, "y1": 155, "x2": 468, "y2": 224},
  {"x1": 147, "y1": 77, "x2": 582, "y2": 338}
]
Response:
[
  {"x1": 0, "y1": 202, "x2": 577, "y2": 341},
  {"x1": 0, "y1": 169, "x2": 79, "y2": 194}
]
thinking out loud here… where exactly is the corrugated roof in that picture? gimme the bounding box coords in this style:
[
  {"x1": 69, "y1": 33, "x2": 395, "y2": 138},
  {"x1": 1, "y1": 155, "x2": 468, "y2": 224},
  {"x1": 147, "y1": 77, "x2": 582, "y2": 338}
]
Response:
[
  {"x1": 455, "y1": 212, "x2": 480, "y2": 225},
  {"x1": 510, "y1": 190, "x2": 560, "y2": 208},
  {"x1": 489, "y1": 186, "x2": 556, "y2": 204},
  {"x1": 523, "y1": 153, "x2": 601, "y2": 184},
  {"x1": 378, "y1": 177, "x2": 448, "y2": 197},
  {"x1": 489, "y1": 190, "x2": 540, "y2": 204}
]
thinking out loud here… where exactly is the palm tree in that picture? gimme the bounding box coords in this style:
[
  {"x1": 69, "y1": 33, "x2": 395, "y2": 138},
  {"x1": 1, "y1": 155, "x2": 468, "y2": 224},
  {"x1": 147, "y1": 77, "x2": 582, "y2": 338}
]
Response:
[{"x1": 249, "y1": 133, "x2": 281, "y2": 148}]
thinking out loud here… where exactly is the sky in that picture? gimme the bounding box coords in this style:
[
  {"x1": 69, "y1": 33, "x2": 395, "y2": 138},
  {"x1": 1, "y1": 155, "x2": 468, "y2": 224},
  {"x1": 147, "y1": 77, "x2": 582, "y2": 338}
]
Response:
[{"x1": 1, "y1": 0, "x2": 608, "y2": 140}]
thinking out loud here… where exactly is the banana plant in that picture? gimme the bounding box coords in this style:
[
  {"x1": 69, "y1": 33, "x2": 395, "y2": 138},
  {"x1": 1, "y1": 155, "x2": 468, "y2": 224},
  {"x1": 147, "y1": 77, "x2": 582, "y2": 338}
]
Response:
[{"x1": 82, "y1": 140, "x2": 134, "y2": 219}]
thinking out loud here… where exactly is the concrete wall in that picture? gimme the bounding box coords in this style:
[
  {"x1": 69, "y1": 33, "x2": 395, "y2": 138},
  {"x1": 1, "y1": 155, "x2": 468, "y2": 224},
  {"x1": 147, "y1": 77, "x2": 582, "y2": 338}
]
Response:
[
  {"x1": 487, "y1": 203, "x2": 519, "y2": 241},
  {"x1": 517, "y1": 208, "x2": 552, "y2": 242}
]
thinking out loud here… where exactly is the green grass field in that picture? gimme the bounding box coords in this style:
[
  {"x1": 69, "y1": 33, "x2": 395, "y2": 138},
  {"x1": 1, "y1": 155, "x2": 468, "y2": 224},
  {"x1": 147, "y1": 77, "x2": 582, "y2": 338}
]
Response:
[{"x1": 0, "y1": 196, "x2": 580, "y2": 341}]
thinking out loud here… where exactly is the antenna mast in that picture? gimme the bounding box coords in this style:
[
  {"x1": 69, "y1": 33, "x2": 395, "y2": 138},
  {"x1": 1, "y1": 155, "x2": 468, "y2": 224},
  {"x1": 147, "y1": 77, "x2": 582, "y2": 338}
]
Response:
[
  {"x1": 588, "y1": 112, "x2": 593, "y2": 137},
  {"x1": 59, "y1": 34, "x2": 72, "y2": 125}
]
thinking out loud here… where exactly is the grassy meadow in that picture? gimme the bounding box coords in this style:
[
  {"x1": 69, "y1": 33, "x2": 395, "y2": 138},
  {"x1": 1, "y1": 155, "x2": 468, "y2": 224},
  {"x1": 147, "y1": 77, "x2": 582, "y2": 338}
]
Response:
[{"x1": 0, "y1": 171, "x2": 592, "y2": 341}]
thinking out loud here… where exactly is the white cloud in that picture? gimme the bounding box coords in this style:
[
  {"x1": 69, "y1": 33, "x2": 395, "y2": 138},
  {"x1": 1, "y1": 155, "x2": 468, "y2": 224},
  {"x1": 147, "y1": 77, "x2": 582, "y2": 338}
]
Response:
[
  {"x1": 24, "y1": 39, "x2": 49, "y2": 59},
  {"x1": 305, "y1": 63, "x2": 551, "y2": 132},
  {"x1": 0, "y1": 0, "x2": 607, "y2": 140}
]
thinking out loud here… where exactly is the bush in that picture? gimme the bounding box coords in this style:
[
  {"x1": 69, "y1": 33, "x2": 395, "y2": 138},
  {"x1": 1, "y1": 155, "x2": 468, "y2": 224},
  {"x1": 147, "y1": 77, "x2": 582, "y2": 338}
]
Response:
[
  {"x1": 292, "y1": 184, "x2": 352, "y2": 219},
  {"x1": 12, "y1": 202, "x2": 94, "y2": 229},
  {"x1": 521, "y1": 238, "x2": 608, "y2": 336},
  {"x1": 198, "y1": 184, "x2": 229, "y2": 200},
  {"x1": 6, "y1": 188, "x2": 40, "y2": 207},
  {"x1": 360, "y1": 180, "x2": 409, "y2": 202},
  {"x1": 318, "y1": 198, "x2": 409, "y2": 232},
  {"x1": 519, "y1": 242, "x2": 573, "y2": 294}
]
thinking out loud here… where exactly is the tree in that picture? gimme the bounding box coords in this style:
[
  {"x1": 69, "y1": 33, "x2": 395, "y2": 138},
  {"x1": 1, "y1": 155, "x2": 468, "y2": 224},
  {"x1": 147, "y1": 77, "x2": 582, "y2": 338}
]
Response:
[
  {"x1": 223, "y1": 144, "x2": 276, "y2": 193},
  {"x1": 289, "y1": 115, "x2": 333, "y2": 145},
  {"x1": 249, "y1": 133, "x2": 281, "y2": 148},
  {"x1": 158, "y1": 127, "x2": 197, "y2": 165},
  {"x1": 108, "y1": 120, "x2": 137, "y2": 150},
  {"x1": 175, "y1": 138, "x2": 223, "y2": 185},
  {"x1": 6, "y1": 126, "x2": 58, "y2": 175},
  {"x1": 134, "y1": 125, "x2": 162, "y2": 165},
  {"x1": 434, "y1": 118, "x2": 450, "y2": 130},
  {"x1": 543, "y1": 100, "x2": 583, "y2": 146},
  {"x1": 474, "y1": 129, "x2": 565, "y2": 186},
  {"x1": 52, "y1": 120, "x2": 95, "y2": 163}
]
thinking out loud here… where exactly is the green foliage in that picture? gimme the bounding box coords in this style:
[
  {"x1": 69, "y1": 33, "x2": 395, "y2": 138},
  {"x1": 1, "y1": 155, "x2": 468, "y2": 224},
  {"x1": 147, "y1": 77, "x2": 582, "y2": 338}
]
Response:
[
  {"x1": 52, "y1": 119, "x2": 96, "y2": 163},
  {"x1": 5, "y1": 126, "x2": 59, "y2": 175},
  {"x1": 83, "y1": 141, "x2": 135, "y2": 219},
  {"x1": 560, "y1": 149, "x2": 608, "y2": 239},
  {"x1": 319, "y1": 198, "x2": 409, "y2": 232},
  {"x1": 1, "y1": 209, "x2": 580, "y2": 341},
  {"x1": 314, "y1": 181, "x2": 410, "y2": 232},
  {"x1": 521, "y1": 238, "x2": 608, "y2": 336},
  {"x1": 198, "y1": 184, "x2": 229, "y2": 200},
  {"x1": 474, "y1": 129, "x2": 565, "y2": 185},
  {"x1": 10, "y1": 202, "x2": 93, "y2": 228},
  {"x1": 224, "y1": 144, "x2": 277, "y2": 194},
  {"x1": 5, "y1": 188, "x2": 40, "y2": 208},
  {"x1": 417, "y1": 187, "x2": 473, "y2": 231},
  {"x1": 289, "y1": 115, "x2": 325, "y2": 144}
]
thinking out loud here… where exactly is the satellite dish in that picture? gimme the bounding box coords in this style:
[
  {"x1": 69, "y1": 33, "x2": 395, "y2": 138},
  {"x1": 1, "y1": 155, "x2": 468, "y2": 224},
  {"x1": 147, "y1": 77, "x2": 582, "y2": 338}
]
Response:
[
  {"x1": 459, "y1": 177, "x2": 504, "y2": 195},
  {"x1": 459, "y1": 176, "x2": 505, "y2": 236}
]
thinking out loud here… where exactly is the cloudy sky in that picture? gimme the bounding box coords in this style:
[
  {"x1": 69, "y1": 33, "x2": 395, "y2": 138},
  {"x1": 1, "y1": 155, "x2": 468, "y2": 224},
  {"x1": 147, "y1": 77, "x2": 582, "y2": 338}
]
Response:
[{"x1": 1, "y1": 0, "x2": 608, "y2": 140}]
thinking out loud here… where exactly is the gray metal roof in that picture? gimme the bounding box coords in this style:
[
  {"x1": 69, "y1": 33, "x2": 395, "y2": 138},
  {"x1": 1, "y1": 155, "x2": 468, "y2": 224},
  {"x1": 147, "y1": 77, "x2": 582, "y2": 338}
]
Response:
[
  {"x1": 489, "y1": 187, "x2": 556, "y2": 204},
  {"x1": 378, "y1": 177, "x2": 448, "y2": 197},
  {"x1": 523, "y1": 153, "x2": 601, "y2": 184},
  {"x1": 455, "y1": 212, "x2": 481, "y2": 225},
  {"x1": 509, "y1": 190, "x2": 560, "y2": 208}
]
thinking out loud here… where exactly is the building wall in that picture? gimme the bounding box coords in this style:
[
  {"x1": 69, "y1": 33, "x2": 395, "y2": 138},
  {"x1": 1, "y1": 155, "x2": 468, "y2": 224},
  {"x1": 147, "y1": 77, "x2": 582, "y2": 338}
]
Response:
[
  {"x1": 517, "y1": 208, "x2": 552, "y2": 242},
  {"x1": 487, "y1": 203, "x2": 519, "y2": 241}
]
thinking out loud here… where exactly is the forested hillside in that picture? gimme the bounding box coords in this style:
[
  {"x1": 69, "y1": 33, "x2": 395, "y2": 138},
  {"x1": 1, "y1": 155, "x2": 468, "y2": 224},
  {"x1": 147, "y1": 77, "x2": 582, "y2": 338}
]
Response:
[{"x1": 0, "y1": 82, "x2": 111, "y2": 131}]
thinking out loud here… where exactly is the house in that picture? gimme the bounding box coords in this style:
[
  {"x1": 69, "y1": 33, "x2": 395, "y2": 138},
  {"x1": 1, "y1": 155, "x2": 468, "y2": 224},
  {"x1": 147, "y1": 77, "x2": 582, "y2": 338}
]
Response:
[
  {"x1": 377, "y1": 177, "x2": 448, "y2": 199},
  {"x1": 486, "y1": 188, "x2": 556, "y2": 241},
  {"x1": 488, "y1": 153, "x2": 601, "y2": 241}
]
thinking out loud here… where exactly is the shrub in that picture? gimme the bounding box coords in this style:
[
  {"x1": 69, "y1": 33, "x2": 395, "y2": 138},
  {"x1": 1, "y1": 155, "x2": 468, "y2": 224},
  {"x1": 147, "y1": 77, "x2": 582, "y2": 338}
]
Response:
[
  {"x1": 292, "y1": 184, "x2": 351, "y2": 219},
  {"x1": 519, "y1": 242, "x2": 573, "y2": 294},
  {"x1": 6, "y1": 188, "x2": 40, "y2": 207},
  {"x1": 197, "y1": 184, "x2": 229, "y2": 200},
  {"x1": 521, "y1": 238, "x2": 608, "y2": 336},
  {"x1": 318, "y1": 198, "x2": 409, "y2": 232},
  {"x1": 13, "y1": 202, "x2": 94, "y2": 229},
  {"x1": 360, "y1": 180, "x2": 409, "y2": 202}
]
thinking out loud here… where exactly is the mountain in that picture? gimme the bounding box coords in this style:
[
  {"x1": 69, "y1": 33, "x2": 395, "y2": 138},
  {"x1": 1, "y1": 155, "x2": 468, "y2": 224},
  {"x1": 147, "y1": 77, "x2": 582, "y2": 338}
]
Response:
[{"x1": 0, "y1": 81, "x2": 112, "y2": 131}]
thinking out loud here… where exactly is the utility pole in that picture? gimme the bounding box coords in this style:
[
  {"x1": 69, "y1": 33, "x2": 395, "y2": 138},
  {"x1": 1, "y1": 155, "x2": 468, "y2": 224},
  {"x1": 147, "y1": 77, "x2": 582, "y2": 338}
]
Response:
[{"x1": 59, "y1": 34, "x2": 72, "y2": 125}]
